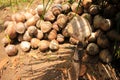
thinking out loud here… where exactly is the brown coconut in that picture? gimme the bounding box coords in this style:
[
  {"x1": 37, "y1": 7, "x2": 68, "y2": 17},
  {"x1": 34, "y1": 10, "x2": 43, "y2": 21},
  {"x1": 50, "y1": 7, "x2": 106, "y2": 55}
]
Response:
[
  {"x1": 14, "y1": 13, "x2": 26, "y2": 22},
  {"x1": 57, "y1": 34, "x2": 64, "y2": 43},
  {"x1": 40, "y1": 21, "x2": 52, "y2": 33},
  {"x1": 49, "y1": 40, "x2": 59, "y2": 51},
  {"x1": 52, "y1": 22, "x2": 60, "y2": 31},
  {"x1": 30, "y1": 38, "x2": 40, "y2": 49},
  {"x1": 51, "y1": 4, "x2": 62, "y2": 16},
  {"x1": 36, "y1": 29, "x2": 44, "y2": 40},
  {"x1": 23, "y1": 31, "x2": 32, "y2": 41},
  {"x1": 48, "y1": 29, "x2": 57, "y2": 40},
  {"x1": 57, "y1": 14, "x2": 68, "y2": 29},
  {"x1": 20, "y1": 41, "x2": 31, "y2": 52},
  {"x1": 5, "y1": 21, "x2": 17, "y2": 39},
  {"x1": 71, "y1": 2, "x2": 83, "y2": 14},
  {"x1": 15, "y1": 22, "x2": 26, "y2": 34},
  {"x1": 25, "y1": 14, "x2": 39, "y2": 28},
  {"x1": 97, "y1": 34, "x2": 109, "y2": 48},
  {"x1": 5, "y1": 44, "x2": 18, "y2": 56},
  {"x1": 86, "y1": 43, "x2": 99, "y2": 55},
  {"x1": 36, "y1": 4, "x2": 44, "y2": 15},
  {"x1": 99, "y1": 49, "x2": 112, "y2": 63},
  {"x1": 38, "y1": 40, "x2": 50, "y2": 51},
  {"x1": 27, "y1": 26, "x2": 37, "y2": 37},
  {"x1": 44, "y1": 11, "x2": 55, "y2": 22}
]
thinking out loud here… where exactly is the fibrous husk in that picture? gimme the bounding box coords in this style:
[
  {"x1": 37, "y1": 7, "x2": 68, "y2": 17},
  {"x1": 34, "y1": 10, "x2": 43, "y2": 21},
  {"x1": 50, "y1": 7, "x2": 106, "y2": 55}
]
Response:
[{"x1": 5, "y1": 44, "x2": 18, "y2": 56}]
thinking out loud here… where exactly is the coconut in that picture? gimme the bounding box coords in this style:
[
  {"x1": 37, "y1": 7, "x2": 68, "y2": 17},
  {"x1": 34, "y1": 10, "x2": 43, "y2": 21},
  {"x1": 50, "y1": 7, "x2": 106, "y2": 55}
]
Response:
[
  {"x1": 15, "y1": 22, "x2": 26, "y2": 34},
  {"x1": 62, "y1": 2, "x2": 71, "y2": 13},
  {"x1": 23, "y1": 31, "x2": 32, "y2": 41},
  {"x1": 36, "y1": 29, "x2": 44, "y2": 40},
  {"x1": 27, "y1": 26, "x2": 37, "y2": 37},
  {"x1": 67, "y1": 12, "x2": 76, "y2": 21},
  {"x1": 89, "y1": 4, "x2": 99, "y2": 15},
  {"x1": 52, "y1": 22, "x2": 60, "y2": 31},
  {"x1": 5, "y1": 44, "x2": 18, "y2": 56},
  {"x1": 5, "y1": 21, "x2": 17, "y2": 39},
  {"x1": 2, "y1": 37, "x2": 12, "y2": 46},
  {"x1": 24, "y1": 12, "x2": 33, "y2": 20},
  {"x1": 57, "y1": 14, "x2": 68, "y2": 29},
  {"x1": 49, "y1": 40, "x2": 59, "y2": 51},
  {"x1": 30, "y1": 38, "x2": 40, "y2": 49},
  {"x1": 99, "y1": 49, "x2": 112, "y2": 63},
  {"x1": 44, "y1": 11, "x2": 55, "y2": 22},
  {"x1": 97, "y1": 34, "x2": 109, "y2": 48},
  {"x1": 57, "y1": 34, "x2": 64, "y2": 43},
  {"x1": 86, "y1": 43, "x2": 99, "y2": 55},
  {"x1": 36, "y1": 4, "x2": 44, "y2": 15},
  {"x1": 25, "y1": 14, "x2": 39, "y2": 28},
  {"x1": 14, "y1": 13, "x2": 26, "y2": 22},
  {"x1": 51, "y1": 4, "x2": 62, "y2": 16},
  {"x1": 62, "y1": 26, "x2": 69, "y2": 37},
  {"x1": 38, "y1": 40, "x2": 50, "y2": 51},
  {"x1": 36, "y1": 19, "x2": 41, "y2": 29},
  {"x1": 82, "y1": 0, "x2": 92, "y2": 8},
  {"x1": 100, "y1": 19, "x2": 111, "y2": 31},
  {"x1": 48, "y1": 29, "x2": 57, "y2": 40},
  {"x1": 71, "y1": 2, "x2": 83, "y2": 14},
  {"x1": 40, "y1": 21, "x2": 52, "y2": 33},
  {"x1": 20, "y1": 41, "x2": 31, "y2": 52}
]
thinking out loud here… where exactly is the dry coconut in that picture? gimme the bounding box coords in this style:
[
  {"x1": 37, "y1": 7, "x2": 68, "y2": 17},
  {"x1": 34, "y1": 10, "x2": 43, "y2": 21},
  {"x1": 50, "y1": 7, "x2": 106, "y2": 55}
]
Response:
[
  {"x1": 30, "y1": 38, "x2": 40, "y2": 49},
  {"x1": 5, "y1": 44, "x2": 18, "y2": 56},
  {"x1": 20, "y1": 41, "x2": 31, "y2": 52},
  {"x1": 15, "y1": 22, "x2": 26, "y2": 34},
  {"x1": 48, "y1": 29, "x2": 57, "y2": 40},
  {"x1": 49, "y1": 40, "x2": 59, "y2": 51},
  {"x1": 38, "y1": 40, "x2": 50, "y2": 51}
]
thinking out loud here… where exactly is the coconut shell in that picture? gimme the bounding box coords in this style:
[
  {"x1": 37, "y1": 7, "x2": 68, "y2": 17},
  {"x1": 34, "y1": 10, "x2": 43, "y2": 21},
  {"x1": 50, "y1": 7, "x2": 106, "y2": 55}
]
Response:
[
  {"x1": 15, "y1": 22, "x2": 26, "y2": 34},
  {"x1": 5, "y1": 44, "x2": 18, "y2": 56},
  {"x1": 86, "y1": 43, "x2": 99, "y2": 55},
  {"x1": 89, "y1": 5, "x2": 99, "y2": 15},
  {"x1": 57, "y1": 14, "x2": 68, "y2": 29},
  {"x1": 27, "y1": 26, "x2": 37, "y2": 37},
  {"x1": 100, "y1": 19, "x2": 111, "y2": 31},
  {"x1": 36, "y1": 29, "x2": 44, "y2": 40},
  {"x1": 40, "y1": 21, "x2": 52, "y2": 33},
  {"x1": 5, "y1": 21, "x2": 17, "y2": 39},
  {"x1": 57, "y1": 34, "x2": 64, "y2": 43},
  {"x1": 30, "y1": 38, "x2": 40, "y2": 49},
  {"x1": 20, "y1": 41, "x2": 31, "y2": 52},
  {"x1": 23, "y1": 31, "x2": 32, "y2": 41},
  {"x1": 49, "y1": 40, "x2": 59, "y2": 51},
  {"x1": 38, "y1": 40, "x2": 50, "y2": 51},
  {"x1": 48, "y1": 29, "x2": 57, "y2": 40},
  {"x1": 99, "y1": 49, "x2": 112, "y2": 63}
]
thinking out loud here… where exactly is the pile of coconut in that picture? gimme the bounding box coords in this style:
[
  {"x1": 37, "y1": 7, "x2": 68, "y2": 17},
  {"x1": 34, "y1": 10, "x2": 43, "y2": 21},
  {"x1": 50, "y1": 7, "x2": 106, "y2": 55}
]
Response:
[{"x1": 2, "y1": 0, "x2": 120, "y2": 64}]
